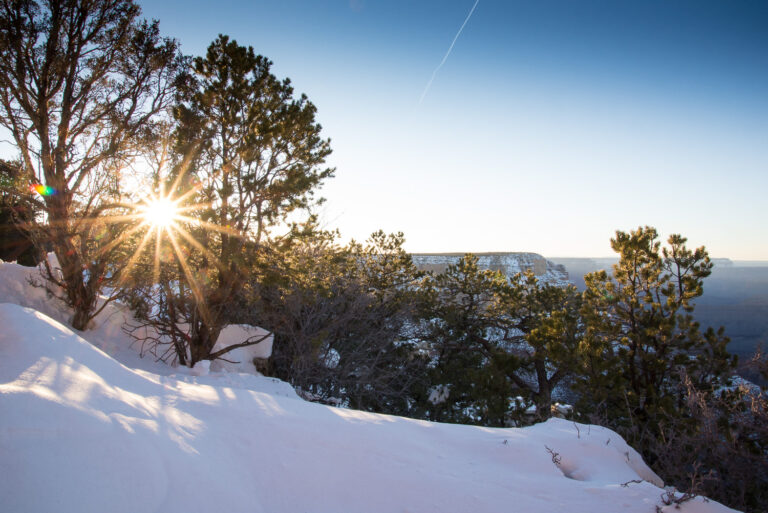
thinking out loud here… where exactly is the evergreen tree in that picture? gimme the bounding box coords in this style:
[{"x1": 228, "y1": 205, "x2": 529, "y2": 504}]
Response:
[
  {"x1": 256, "y1": 229, "x2": 428, "y2": 413},
  {"x1": 418, "y1": 255, "x2": 518, "y2": 425},
  {"x1": 0, "y1": 160, "x2": 39, "y2": 265},
  {"x1": 576, "y1": 226, "x2": 734, "y2": 439},
  {"x1": 127, "y1": 35, "x2": 333, "y2": 366},
  {"x1": 417, "y1": 256, "x2": 582, "y2": 425},
  {"x1": 504, "y1": 271, "x2": 582, "y2": 419}
]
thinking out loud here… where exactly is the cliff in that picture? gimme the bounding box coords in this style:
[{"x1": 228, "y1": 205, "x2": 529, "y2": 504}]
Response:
[{"x1": 411, "y1": 252, "x2": 570, "y2": 286}]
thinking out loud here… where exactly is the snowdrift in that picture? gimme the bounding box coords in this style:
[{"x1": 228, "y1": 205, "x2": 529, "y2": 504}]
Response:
[
  {"x1": 0, "y1": 260, "x2": 738, "y2": 513},
  {"x1": 0, "y1": 259, "x2": 273, "y2": 376}
]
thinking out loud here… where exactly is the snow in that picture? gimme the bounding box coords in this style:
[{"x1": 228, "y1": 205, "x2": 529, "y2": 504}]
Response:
[
  {"x1": 211, "y1": 323, "x2": 273, "y2": 373},
  {"x1": 428, "y1": 384, "x2": 451, "y2": 405},
  {"x1": 0, "y1": 260, "x2": 739, "y2": 513}
]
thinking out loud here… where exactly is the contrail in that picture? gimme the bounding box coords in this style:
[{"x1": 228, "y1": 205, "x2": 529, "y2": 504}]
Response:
[{"x1": 419, "y1": 0, "x2": 480, "y2": 104}]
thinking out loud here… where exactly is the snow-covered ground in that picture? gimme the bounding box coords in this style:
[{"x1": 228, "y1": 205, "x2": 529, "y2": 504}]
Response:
[{"x1": 0, "y1": 260, "x2": 738, "y2": 512}]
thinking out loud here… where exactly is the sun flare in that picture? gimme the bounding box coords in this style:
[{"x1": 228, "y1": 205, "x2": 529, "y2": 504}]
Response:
[
  {"x1": 142, "y1": 197, "x2": 179, "y2": 228},
  {"x1": 106, "y1": 179, "x2": 233, "y2": 295}
]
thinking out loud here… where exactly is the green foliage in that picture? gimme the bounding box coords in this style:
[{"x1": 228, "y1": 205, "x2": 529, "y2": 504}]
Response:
[
  {"x1": 256, "y1": 228, "x2": 428, "y2": 414},
  {"x1": 415, "y1": 256, "x2": 581, "y2": 426},
  {"x1": 417, "y1": 255, "x2": 515, "y2": 425},
  {"x1": 174, "y1": 34, "x2": 333, "y2": 239},
  {"x1": 576, "y1": 226, "x2": 735, "y2": 455},
  {"x1": 0, "y1": 160, "x2": 39, "y2": 265},
  {"x1": 506, "y1": 271, "x2": 582, "y2": 419}
]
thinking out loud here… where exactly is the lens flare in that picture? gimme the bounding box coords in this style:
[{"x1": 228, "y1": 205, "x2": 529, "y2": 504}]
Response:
[{"x1": 30, "y1": 184, "x2": 55, "y2": 196}]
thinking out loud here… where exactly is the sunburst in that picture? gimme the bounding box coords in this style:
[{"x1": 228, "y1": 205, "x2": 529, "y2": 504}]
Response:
[
  {"x1": 140, "y1": 196, "x2": 180, "y2": 229},
  {"x1": 131, "y1": 187, "x2": 205, "y2": 285},
  {"x1": 116, "y1": 178, "x2": 243, "y2": 323},
  {"x1": 59, "y1": 151, "x2": 249, "y2": 327}
]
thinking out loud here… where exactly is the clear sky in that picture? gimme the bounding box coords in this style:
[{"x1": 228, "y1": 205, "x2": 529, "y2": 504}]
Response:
[{"x1": 138, "y1": 0, "x2": 768, "y2": 259}]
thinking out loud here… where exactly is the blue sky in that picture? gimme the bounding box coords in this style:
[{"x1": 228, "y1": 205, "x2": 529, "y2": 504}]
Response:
[{"x1": 138, "y1": 0, "x2": 768, "y2": 259}]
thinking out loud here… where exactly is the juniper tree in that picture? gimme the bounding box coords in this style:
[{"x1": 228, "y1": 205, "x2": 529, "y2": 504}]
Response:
[
  {"x1": 0, "y1": 0, "x2": 181, "y2": 329},
  {"x1": 417, "y1": 256, "x2": 583, "y2": 425},
  {"x1": 418, "y1": 254, "x2": 518, "y2": 425}
]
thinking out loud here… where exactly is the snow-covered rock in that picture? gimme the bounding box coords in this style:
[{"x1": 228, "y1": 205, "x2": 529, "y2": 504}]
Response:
[
  {"x1": 0, "y1": 258, "x2": 70, "y2": 324},
  {"x1": 210, "y1": 323, "x2": 273, "y2": 374}
]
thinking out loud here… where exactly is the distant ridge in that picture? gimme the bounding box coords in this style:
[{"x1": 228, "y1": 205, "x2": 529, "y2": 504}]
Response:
[{"x1": 411, "y1": 252, "x2": 570, "y2": 286}]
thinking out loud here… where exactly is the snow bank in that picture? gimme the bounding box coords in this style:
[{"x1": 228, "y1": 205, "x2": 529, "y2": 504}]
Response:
[
  {"x1": 0, "y1": 259, "x2": 70, "y2": 324},
  {"x1": 0, "y1": 259, "x2": 273, "y2": 376},
  {"x1": 0, "y1": 301, "x2": 738, "y2": 513}
]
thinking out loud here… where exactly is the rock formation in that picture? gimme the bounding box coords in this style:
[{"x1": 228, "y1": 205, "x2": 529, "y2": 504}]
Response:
[{"x1": 411, "y1": 252, "x2": 570, "y2": 286}]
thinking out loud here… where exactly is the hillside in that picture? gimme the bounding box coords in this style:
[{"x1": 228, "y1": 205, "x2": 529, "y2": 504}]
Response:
[{"x1": 0, "y1": 261, "x2": 737, "y2": 513}]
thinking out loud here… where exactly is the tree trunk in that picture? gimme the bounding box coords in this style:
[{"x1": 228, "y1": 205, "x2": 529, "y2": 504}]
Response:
[
  {"x1": 534, "y1": 358, "x2": 553, "y2": 418},
  {"x1": 47, "y1": 202, "x2": 98, "y2": 331},
  {"x1": 188, "y1": 316, "x2": 223, "y2": 367}
]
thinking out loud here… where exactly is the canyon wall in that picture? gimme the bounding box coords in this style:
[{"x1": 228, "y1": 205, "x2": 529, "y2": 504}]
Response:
[{"x1": 411, "y1": 252, "x2": 570, "y2": 286}]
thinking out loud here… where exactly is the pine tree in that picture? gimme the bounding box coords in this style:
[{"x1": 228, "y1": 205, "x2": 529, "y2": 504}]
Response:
[
  {"x1": 504, "y1": 271, "x2": 582, "y2": 419},
  {"x1": 576, "y1": 226, "x2": 734, "y2": 437},
  {"x1": 417, "y1": 256, "x2": 583, "y2": 425},
  {"x1": 127, "y1": 35, "x2": 333, "y2": 366},
  {"x1": 418, "y1": 254, "x2": 517, "y2": 425}
]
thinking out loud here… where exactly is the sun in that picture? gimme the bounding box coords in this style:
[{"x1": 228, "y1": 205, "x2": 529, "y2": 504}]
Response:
[
  {"x1": 141, "y1": 197, "x2": 179, "y2": 229},
  {"x1": 107, "y1": 176, "x2": 236, "y2": 295}
]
